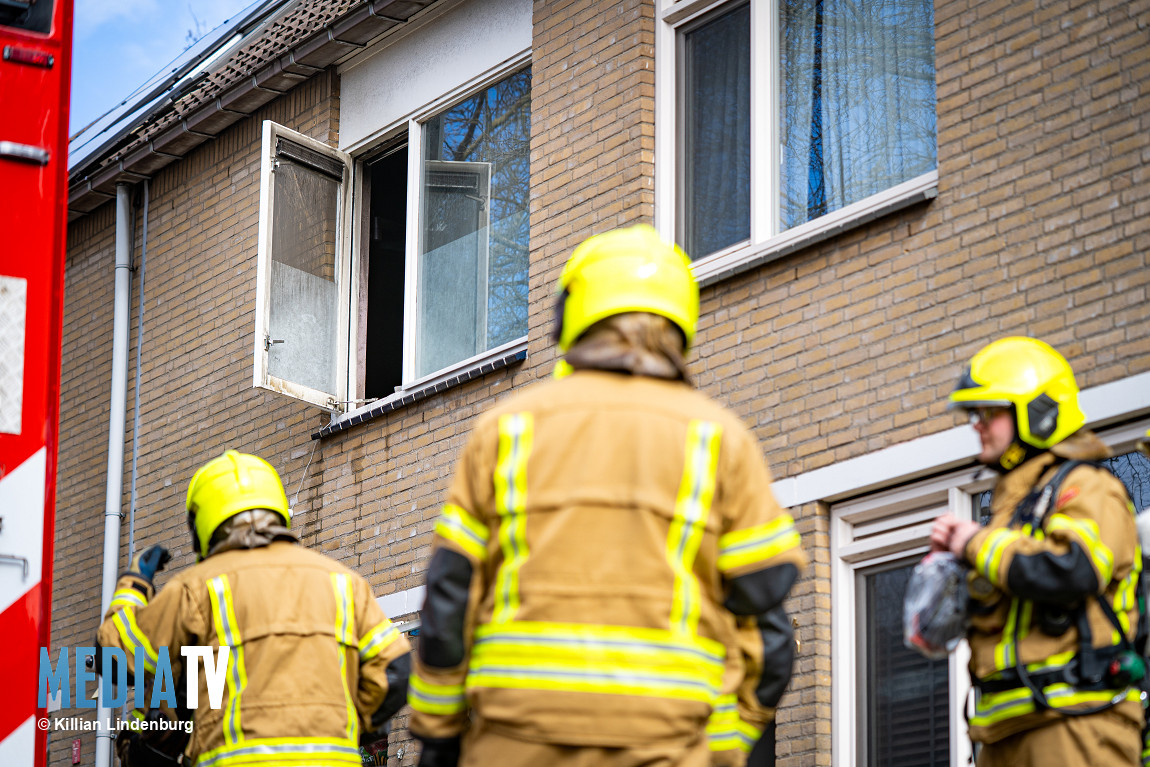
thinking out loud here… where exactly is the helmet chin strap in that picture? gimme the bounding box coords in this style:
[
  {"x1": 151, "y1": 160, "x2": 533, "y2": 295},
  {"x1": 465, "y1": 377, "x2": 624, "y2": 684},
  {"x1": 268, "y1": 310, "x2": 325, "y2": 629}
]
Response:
[
  {"x1": 995, "y1": 411, "x2": 1046, "y2": 472},
  {"x1": 187, "y1": 512, "x2": 204, "y2": 562}
]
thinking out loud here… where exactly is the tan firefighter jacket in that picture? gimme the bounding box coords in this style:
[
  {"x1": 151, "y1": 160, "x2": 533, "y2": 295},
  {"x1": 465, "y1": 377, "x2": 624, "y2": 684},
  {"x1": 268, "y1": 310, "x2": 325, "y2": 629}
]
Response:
[
  {"x1": 962, "y1": 430, "x2": 1143, "y2": 744},
  {"x1": 409, "y1": 369, "x2": 807, "y2": 761},
  {"x1": 97, "y1": 540, "x2": 411, "y2": 767}
]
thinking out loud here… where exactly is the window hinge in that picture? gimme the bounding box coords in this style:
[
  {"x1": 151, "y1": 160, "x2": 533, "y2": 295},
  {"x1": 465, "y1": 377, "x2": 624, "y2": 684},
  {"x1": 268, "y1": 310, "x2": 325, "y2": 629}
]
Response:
[
  {"x1": 264, "y1": 334, "x2": 284, "y2": 351},
  {"x1": 327, "y1": 397, "x2": 379, "y2": 409}
]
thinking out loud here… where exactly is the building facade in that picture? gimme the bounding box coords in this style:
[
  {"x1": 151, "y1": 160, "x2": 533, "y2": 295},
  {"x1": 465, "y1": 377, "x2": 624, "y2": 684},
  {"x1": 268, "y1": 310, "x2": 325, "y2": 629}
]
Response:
[{"x1": 54, "y1": 0, "x2": 1150, "y2": 765}]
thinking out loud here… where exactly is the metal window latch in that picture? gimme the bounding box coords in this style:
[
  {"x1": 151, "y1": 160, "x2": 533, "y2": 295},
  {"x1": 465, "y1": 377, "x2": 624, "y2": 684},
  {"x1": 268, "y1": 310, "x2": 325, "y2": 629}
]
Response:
[{"x1": 264, "y1": 335, "x2": 284, "y2": 351}]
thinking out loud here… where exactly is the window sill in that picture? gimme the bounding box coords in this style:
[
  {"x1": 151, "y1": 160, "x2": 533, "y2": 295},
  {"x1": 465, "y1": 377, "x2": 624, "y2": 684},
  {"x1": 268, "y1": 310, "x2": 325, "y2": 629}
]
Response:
[
  {"x1": 690, "y1": 170, "x2": 938, "y2": 288},
  {"x1": 312, "y1": 338, "x2": 528, "y2": 439}
]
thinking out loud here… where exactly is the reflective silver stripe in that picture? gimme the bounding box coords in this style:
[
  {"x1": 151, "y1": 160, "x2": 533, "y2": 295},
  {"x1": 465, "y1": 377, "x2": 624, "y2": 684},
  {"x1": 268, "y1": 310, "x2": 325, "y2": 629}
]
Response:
[
  {"x1": 331, "y1": 573, "x2": 358, "y2": 743},
  {"x1": 195, "y1": 738, "x2": 361, "y2": 767},
  {"x1": 208, "y1": 575, "x2": 246, "y2": 745},
  {"x1": 358, "y1": 621, "x2": 400, "y2": 661},
  {"x1": 668, "y1": 420, "x2": 721, "y2": 636}
]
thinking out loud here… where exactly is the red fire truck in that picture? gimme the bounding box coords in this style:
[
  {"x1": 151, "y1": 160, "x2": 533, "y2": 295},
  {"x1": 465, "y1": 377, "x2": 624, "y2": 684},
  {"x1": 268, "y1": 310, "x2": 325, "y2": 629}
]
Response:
[{"x1": 0, "y1": 0, "x2": 73, "y2": 765}]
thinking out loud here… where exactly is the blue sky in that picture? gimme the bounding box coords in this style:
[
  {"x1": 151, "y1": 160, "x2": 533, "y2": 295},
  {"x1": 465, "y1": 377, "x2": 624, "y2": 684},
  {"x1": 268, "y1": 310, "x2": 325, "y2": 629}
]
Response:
[{"x1": 70, "y1": 0, "x2": 256, "y2": 137}]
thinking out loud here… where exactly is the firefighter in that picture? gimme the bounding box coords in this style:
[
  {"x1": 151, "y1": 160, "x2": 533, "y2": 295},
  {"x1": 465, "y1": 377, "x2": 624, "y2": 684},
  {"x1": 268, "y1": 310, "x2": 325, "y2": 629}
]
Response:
[
  {"x1": 409, "y1": 224, "x2": 807, "y2": 767},
  {"x1": 930, "y1": 337, "x2": 1144, "y2": 766},
  {"x1": 97, "y1": 450, "x2": 412, "y2": 766}
]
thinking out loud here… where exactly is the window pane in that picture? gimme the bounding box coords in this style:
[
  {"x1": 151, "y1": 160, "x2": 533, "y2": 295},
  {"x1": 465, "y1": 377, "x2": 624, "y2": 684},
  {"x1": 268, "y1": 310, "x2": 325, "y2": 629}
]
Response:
[
  {"x1": 863, "y1": 564, "x2": 950, "y2": 767},
  {"x1": 1102, "y1": 450, "x2": 1150, "y2": 514},
  {"x1": 681, "y1": 3, "x2": 750, "y2": 260},
  {"x1": 780, "y1": 0, "x2": 937, "y2": 231},
  {"x1": 0, "y1": 0, "x2": 53, "y2": 33},
  {"x1": 976, "y1": 449, "x2": 1150, "y2": 521},
  {"x1": 268, "y1": 156, "x2": 341, "y2": 395},
  {"x1": 418, "y1": 68, "x2": 531, "y2": 378}
]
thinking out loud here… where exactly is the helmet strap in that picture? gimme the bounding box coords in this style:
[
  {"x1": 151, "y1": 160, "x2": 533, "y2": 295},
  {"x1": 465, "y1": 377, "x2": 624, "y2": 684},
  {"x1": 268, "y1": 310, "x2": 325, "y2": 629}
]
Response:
[
  {"x1": 551, "y1": 291, "x2": 568, "y2": 346},
  {"x1": 187, "y1": 512, "x2": 204, "y2": 562},
  {"x1": 996, "y1": 410, "x2": 1045, "y2": 472}
]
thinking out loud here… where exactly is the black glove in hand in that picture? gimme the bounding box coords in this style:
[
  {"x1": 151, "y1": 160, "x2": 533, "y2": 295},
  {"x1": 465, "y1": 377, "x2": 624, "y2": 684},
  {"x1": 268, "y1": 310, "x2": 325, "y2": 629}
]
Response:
[
  {"x1": 129, "y1": 545, "x2": 171, "y2": 583},
  {"x1": 416, "y1": 736, "x2": 461, "y2": 767}
]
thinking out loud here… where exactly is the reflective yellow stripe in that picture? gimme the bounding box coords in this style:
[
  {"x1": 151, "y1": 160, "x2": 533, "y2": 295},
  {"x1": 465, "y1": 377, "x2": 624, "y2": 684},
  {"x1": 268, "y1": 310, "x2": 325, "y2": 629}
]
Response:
[
  {"x1": 971, "y1": 684, "x2": 1140, "y2": 727},
  {"x1": 1047, "y1": 514, "x2": 1114, "y2": 583},
  {"x1": 1114, "y1": 571, "x2": 1138, "y2": 643},
  {"x1": 331, "y1": 573, "x2": 358, "y2": 744},
  {"x1": 208, "y1": 575, "x2": 248, "y2": 745},
  {"x1": 110, "y1": 587, "x2": 147, "y2": 613},
  {"x1": 467, "y1": 620, "x2": 725, "y2": 703},
  {"x1": 112, "y1": 607, "x2": 159, "y2": 673},
  {"x1": 718, "y1": 515, "x2": 801, "y2": 573},
  {"x1": 492, "y1": 412, "x2": 533, "y2": 624},
  {"x1": 195, "y1": 736, "x2": 361, "y2": 767},
  {"x1": 359, "y1": 619, "x2": 400, "y2": 661},
  {"x1": 668, "y1": 420, "x2": 722, "y2": 636},
  {"x1": 976, "y1": 528, "x2": 1019, "y2": 588},
  {"x1": 409, "y1": 674, "x2": 467, "y2": 715},
  {"x1": 705, "y1": 693, "x2": 760, "y2": 753},
  {"x1": 435, "y1": 503, "x2": 489, "y2": 561},
  {"x1": 992, "y1": 600, "x2": 1020, "y2": 672}
]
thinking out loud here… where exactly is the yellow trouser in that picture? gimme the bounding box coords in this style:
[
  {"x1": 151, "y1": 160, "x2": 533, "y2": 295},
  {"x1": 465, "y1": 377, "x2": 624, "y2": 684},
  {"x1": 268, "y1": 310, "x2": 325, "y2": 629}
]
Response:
[
  {"x1": 976, "y1": 708, "x2": 1141, "y2": 767},
  {"x1": 461, "y1": 718, "x2": 713, "y2": 767}
]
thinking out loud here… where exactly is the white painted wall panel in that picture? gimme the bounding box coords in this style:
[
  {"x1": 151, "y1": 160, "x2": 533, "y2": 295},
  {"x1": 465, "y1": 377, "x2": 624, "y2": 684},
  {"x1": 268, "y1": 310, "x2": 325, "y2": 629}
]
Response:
[{"x1": 339, "y1": 0, "x2": 532, "y2": 152}]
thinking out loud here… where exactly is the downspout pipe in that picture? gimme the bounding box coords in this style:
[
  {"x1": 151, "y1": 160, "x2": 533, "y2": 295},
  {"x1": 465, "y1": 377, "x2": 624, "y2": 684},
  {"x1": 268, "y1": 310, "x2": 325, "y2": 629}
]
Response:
[{"x1": 96, "y1": 182, "x2": 133, "y2": 767}]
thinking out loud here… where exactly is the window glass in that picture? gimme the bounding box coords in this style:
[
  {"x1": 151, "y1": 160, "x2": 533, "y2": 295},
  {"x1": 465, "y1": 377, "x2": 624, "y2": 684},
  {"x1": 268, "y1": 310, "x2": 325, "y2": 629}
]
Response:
[
  {"x1": 681, "y1": 3, "x2": 751, "y2": 259},
  {"x1": 268, "y1": 153, "x2": 341, "y2": 395},
  {"x1": 418, "y1": 68, "x2": 531, "y2": 378},
  {"x1": 862, "y1": 563, "x2": 950, "y2": 766},
  {"x1": 1103, "y1": 450, "x2": 1150, "y2": 513},
  {"x1": 0, "y1": 0, "x2": 52, "y2": 33},
  {"x1": 975, "y1": 448, "x2": 1150, "y2": 523},
  {"x1": 780, "y1": 0, "x2": 937, "y2": 230}
]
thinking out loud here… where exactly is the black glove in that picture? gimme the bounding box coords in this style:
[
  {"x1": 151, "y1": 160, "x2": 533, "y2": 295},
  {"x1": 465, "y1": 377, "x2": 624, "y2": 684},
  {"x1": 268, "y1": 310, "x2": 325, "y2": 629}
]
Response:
[
  {"x1": 128, "y1": 545, "x2": 171, "y2": 583},
  {"x1": 416, "y1": 736, "x2": 460, "y2": 767}
]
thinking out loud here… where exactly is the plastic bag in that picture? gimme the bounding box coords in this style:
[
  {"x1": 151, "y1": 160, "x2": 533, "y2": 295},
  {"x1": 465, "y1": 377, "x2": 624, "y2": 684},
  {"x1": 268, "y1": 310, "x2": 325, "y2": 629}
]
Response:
[{"x1": 903, "y1": 551, "x2": 970, "y2": 660}]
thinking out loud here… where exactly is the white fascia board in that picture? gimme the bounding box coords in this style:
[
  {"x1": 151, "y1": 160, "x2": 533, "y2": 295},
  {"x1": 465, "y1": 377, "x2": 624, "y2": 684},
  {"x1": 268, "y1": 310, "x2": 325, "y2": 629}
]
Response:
[
  {"x1": 377, "y1": 585, "x2": 425, "y2": 621},
  {"x1": 774, "y1": 370, "x2": 1150, "y2": 509}
]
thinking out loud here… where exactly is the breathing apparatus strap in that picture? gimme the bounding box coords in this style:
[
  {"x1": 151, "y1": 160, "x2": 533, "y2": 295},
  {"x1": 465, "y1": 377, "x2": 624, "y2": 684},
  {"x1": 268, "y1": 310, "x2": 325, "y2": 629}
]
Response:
[{"x1": 1007, "y1": 460, "x2": 1142, "y2": 715}]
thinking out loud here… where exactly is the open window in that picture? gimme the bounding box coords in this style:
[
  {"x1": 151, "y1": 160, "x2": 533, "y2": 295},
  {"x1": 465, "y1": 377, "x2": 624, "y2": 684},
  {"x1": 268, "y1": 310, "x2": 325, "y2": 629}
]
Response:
[
  {"x1": 256, "y1": 65, "x2": 530, "y2": 415},
  {"x1": 356, "y1": 66, "x2": 530, "y2": 407},
  {"x1": 254, "y1": 122, "x2": 352, "y2": 410}
]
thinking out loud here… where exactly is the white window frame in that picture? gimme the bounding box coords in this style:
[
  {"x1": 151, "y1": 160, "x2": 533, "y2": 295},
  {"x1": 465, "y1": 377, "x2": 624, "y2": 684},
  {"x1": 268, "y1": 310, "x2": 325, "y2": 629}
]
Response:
[
  {"x1": 654, "y1": 0, "x2": 938, "y2": 285},
  {"x1": 342, "y1": 53, "x2": 532, "y2": 420},
  {"x1": 831, "y1": 469, "x2": 986, "y2": 767},
  {"x1": 253, "y1": 121, "x2": 354, "y2": 411},
  {"x1": 818, "y1": 367, "x2": 1150, "y2": 767},
  {"x1": 253, "y1": 54, "x2": 531, "y2": 416}
]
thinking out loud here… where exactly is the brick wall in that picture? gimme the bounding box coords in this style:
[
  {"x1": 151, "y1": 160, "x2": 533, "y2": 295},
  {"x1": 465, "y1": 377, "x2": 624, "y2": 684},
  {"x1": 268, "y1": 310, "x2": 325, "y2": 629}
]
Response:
[
  {"x1": 689, "y1": 0, "x2": 1150, "y2": 764},
  {"x1": 53, "y1": 0, "x2": 1150, "y2": 765},
  {"x1": 50, "y1": 71, "x2": 342, "y2": 767},
  {"x1": 529, "y1": 0, "x2": 656, "y2": 369}
]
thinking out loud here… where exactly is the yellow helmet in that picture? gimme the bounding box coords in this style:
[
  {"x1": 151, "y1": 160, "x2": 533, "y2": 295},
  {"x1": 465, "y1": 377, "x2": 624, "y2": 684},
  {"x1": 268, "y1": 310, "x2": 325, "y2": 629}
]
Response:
[
  {"x1": 186, "y1": 450, "x2": 290, "y2": 559},
  {"x1": 557, "y1": 224, "x2": 699, "y2": 352},
  {"x1": 949, "y1": 337, "x2": 1086, "y2": 451}
]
